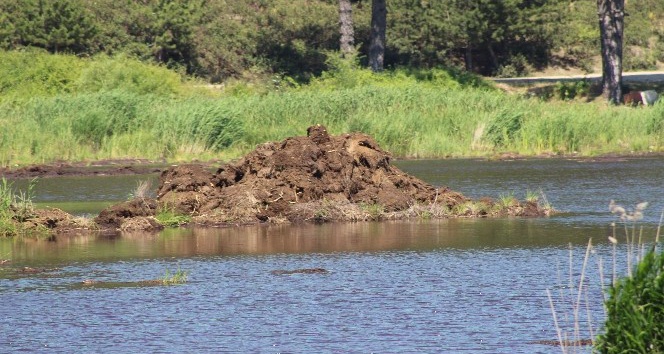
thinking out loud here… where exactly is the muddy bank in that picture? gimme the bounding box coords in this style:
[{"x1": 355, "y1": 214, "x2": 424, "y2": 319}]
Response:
[
  {"x1": 4, "y1": 126, "x2": 552, "y2": 235},
  {"x1": 2, "y1": 149, "x2": 662, "y2": 180},
  {"x1": 0, "y1": 159, "x2": 167, "y2": 179}
]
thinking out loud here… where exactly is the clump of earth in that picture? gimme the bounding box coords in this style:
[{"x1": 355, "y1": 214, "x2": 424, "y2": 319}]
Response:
[{"x1": 10, "y1": 125, "x2": 551, "y2": 234}]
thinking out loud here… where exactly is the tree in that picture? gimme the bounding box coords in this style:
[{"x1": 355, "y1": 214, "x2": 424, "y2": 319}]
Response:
[
  {"x1": 152, "y1": 0, "x2": 201, "y2": 73},
  {"x1": 597, "y1": 0, "x2": 625, "y2": 104},
  {"x1": 339, "y1": 0, "x2": 355, "y2": 57},
  {"x1": 369, "y1": 0, "x2": 386, "y2": 71},
  {"x1": 0, "y1": 0, "x2": 97, "y2": 54},
  {"x1": 41, "y1": 0, "x2": 98, "y2": 53}
]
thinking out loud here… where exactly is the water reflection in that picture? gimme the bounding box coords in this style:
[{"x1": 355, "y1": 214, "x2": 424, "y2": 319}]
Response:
[
  {"x1": 2, "y1": 158, "x2": 662, "y2": 353},
  {"x1": 1, "y1": 218, "x2": 645, "y2": 265}
]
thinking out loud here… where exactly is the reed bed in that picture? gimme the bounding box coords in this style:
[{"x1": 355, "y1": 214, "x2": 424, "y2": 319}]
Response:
[{"x1": 1, "y1": 51, "x2": 664, "y2": 166}]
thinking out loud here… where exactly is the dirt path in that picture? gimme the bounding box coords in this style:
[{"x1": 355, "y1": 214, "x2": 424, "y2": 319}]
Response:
[{"x1": 491, "y1": 71, "x2": 664, "y2": 86}]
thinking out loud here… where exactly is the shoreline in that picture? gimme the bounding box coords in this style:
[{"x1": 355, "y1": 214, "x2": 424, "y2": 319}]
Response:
[{"x1": 3, "y1": 151, "x2": 664, "y2": 179}]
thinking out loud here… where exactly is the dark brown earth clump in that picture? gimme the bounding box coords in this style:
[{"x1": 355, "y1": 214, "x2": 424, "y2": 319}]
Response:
[
  {"x1": 94, "y1": 198, "x2": 159, "y2": 230},
  {"x1": 4, "y1": 126, "x2": 553, "y2": 234},
  {"x1": 156, "y1": 125, "x2": 470, "y2": 225}
]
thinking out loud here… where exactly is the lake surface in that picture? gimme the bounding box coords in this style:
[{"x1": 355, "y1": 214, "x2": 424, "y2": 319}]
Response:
[{"x1": 2, "y1": 157, "x2": 663, "y2": 353}]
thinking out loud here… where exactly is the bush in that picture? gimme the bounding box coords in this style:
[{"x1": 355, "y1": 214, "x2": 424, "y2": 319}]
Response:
[
  {"x1": 75, "y1": 55, "x2": 184, "y2": 96},
  {"x1": 0, "y1": 49, "x2": 83, "y2": 98},
  {"x1": 554, "y1": 80, "x2": 590, "y2": 101},
  {"x1": 595, "y1": 247, "x2": 664, "y2": 353}
]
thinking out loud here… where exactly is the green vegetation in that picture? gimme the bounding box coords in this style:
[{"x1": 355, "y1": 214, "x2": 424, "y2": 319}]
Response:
[
  {"x1": 595, "y1": 246, "x2": 664, "y2": 353},
  {"x1": 0, "y1": 178, "x2": 38, "y2": 237},
  {"x1": 161, "y1": 266, "x2": 188, "y2": 285},
  {"x1": 155, "y1": 207, "x2": 191, "y2": 228},
  {"x1": 594, "y1": 201, "x2": 663, "y2": 352},
  {"x1": 548, "y1": 201, "x2": 663, "y2": 352},
  {"x1": 360, "y1": 203, "x2": 385, "y2": 220},
  {"x1": 0, "y1": 51, "x2": 663, "y2": 167},
  {"x1": 0, "y1": 0, "x2": 662, "y2": 79}
]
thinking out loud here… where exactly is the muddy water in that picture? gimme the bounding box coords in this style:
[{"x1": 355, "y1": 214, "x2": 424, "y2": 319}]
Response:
[{"x1": 2, "y1": 157, "x2": 663, "y2": 353}]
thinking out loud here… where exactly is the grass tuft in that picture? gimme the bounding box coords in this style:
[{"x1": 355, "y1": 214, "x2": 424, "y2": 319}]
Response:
[
  {"x1": 0, "y1": 177, "x2": 38, "y2": 237},
  {"x1": 161, "y1": 266, "x2": 188, "y2": 285}
]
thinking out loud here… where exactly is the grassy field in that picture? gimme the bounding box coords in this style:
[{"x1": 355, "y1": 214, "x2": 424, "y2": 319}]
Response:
[{"x1": 1, "y1": 51, "x2": 663, "y2": 167}]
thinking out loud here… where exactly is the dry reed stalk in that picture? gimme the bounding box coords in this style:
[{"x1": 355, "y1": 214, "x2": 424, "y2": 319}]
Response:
[{"x1": 547, "y1": 288, "x2": 566, "y2": 354}]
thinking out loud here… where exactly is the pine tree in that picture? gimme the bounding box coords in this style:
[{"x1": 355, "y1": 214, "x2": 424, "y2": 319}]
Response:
[{"x1": 597, "y1": 0, "x2": 625, "y2": 104}]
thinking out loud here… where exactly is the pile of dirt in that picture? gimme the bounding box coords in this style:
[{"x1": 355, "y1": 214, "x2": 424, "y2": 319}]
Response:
[
  {"x1": 94, "y1": 198, "x2": 159, "y2": 229},
  {"x1": 156, "y1": 125, "x2": 468, "y2": 224},
  {"x1": 7, "y1": 125, "x2": 552, "y2": 234},
  {"x1": 17, "y1": 207, "x2": 93, "y2": 234}
]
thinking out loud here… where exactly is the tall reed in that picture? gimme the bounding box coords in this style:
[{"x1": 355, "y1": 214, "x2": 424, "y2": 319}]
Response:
[
  {"x1": 2, "y1": 50, "x2": 664, "y2": 166},
  {"x1": 548, "y1": 201, "x2": 663, "y2": 353}
]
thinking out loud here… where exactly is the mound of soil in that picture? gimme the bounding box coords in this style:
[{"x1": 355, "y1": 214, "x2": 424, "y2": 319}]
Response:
[
  {"x1": 6, "y1": 125, "x2": 552, "y2": 234},
  {"x1": 95, "y1": 198, "x2": 158, "y2": 229},
  {"x1": 157, "y1": 125, "x2": 468, "y2": 224},
  {"x1": 22, "y1": 208, "x2": 92, "y2": 233}
]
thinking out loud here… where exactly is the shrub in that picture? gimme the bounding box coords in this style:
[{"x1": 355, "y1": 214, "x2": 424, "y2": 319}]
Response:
[
  {"x1": 75, "y1": 55, "x2": 184, "y2": 96},
  {"x1": 554, "y1": 80, "x2": 590, "y2": 101},
  {"x1": 0, "y1": 49, "x2": 83, "y2": 98},
  {"x1": 595, "y1": 246, "x2": 664, "y2": 353}
]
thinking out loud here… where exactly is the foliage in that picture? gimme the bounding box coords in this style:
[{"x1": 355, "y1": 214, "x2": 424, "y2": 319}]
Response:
[
  {"x1": 0, "y1": 0, "x2": 662, "y2": 80},
  {"x1": 485, "y1": 111, "x2": 524, "y2": 148},
  {"x1": 0, "y1": 49, "x2": 83, "y2": 97},
  {"x1": 161, "y1": 265, "x2": 188, "y2": 285},
  {"x1": 0, "y1": 51, "x2": 184, "y2": 99},
  {"x1": 0, "y1": 82, "x2": 245, "y2": 163},
  {"x1": 0, "y1": 177, "x2": 37, "y2": 237},
  {"x1": 554, "y1": 80, "x2": 591, "y2": 101},
  {"x1": 2, "y1": 54, "x2": 664, "y2": 166},
  {"x1": 155, "y1": 207, "x2": 191, "y2": 228},
  {"x1": 0, "y1": 179, "x2": 17, "y2": 237},
  {"x1": 498, "y1": 193, "x2": 518, "y2": 209},
  {"x1": 0, "y1": 0, "x2": 97, "y2": 54},
  {"x1": 75, "y1": 54, "x2": 184, "y2": 96},
  {"x1": 595, "y1": 246, "x2": 664, "y2": 353},
  {"x1": 360, "y1": 203, "x2": 384, "y2": 220}
]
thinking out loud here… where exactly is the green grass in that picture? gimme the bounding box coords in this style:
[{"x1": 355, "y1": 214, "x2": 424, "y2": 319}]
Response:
[
  {"x1": 155, "y1": 207, "x2": 191, "y2": 228},
  {"x1": 1, "y1": 50, "x2": 664, "y2": 167},
  {"x1": 0, "y1": 177, "x2": 37, "y2": 237},
  {"x1": 161, "y1": 266, "x2": 188, "y2": 285}
]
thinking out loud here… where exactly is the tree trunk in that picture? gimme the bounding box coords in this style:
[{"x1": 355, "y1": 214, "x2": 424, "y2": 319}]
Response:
[
  {"x1": 339, "y1": 0, "x2": 355, "y2": 57},
  {"x1": 465, "y1": 44, "x2": 473, "y2": 72},
  {"x1": 369, "y1": 0, "x2": 387, "y2": 72},
  {"x1": 597, "y1": 0, "x2": 625, "y2": 104}
]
